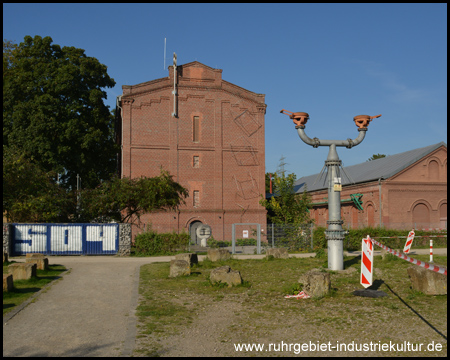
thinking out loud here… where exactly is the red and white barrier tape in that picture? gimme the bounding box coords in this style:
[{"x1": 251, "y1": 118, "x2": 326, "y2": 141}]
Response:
[
  {"x1": 374, "y1": 235, "x2": 447, "y2": 239},
  {"x1": 369, "y1": 237, "x2": 447, "y2": 276},
  {"x1": 284, "y1": 291, "x2": 310, "y2": 299}
]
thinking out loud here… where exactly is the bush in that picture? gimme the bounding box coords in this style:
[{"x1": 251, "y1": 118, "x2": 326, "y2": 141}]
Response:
[
  {"x1": 236, "y1": 238, "x2": 257, "y2": 246},
  {"x1": 134, "y1": 229, "x2": 190, "y2": 256},
  {"x1": 207, "y1": 237, "x2": 231, "y2": 248}
]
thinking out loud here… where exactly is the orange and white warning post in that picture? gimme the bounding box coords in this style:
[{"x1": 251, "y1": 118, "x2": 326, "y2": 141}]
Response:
[{"x1": 233, "y1": 340, "x2": 443, "y2": 354}]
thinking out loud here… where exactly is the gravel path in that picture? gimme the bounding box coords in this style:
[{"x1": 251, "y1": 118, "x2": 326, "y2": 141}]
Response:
[{"x1": 3, "y1": 256, "x2": 170, "y2": 357}]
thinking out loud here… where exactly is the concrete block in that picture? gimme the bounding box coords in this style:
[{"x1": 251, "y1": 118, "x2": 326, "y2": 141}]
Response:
[
  {"x1": 407, "y1": 265, "x2": 447, "y2": 295},
  {"x1": 169, "y1": 260, "x2": 190, "y2": 278},
  {"x1": 299, "y1": 270, "x2": 331, "y2": 298},
  {"x1": 3, "y1": 274, "x2": 13, "y2": 292},
  {"x1": 25, "y1": 253, "x2": 45, "y2": 259},
  {"x1": 175, "y1": 253, "x2": 198, "y2": 266},
  {"x1": 207, "y1": 249, "x2": 231, "y2": 262},
  {"x1": 8, "y1": 263, "x2": 37, "y2": 280},
  {"x1": 266, "y1": 248, "x2": 289, "y2": 259},
  {"x1": 26, "y1": 257, "x2": 49, "y2": 270},
  {"x1": 210, "y1": 265, "x2": 242, "y2": 287}
]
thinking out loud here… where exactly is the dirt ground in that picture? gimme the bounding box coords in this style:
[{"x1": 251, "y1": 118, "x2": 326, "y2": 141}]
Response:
[{"x1": 133, "y1": 255, "x2": 447, "y2": 357}]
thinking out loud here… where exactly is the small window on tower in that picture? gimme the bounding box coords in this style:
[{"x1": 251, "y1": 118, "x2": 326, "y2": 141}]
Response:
[
  {"x1": 193, "y1": 190, "x2": 200, "y2": 207},
  {"x1": 193, "y1": 156, "x2": 200, "y2": 168},
  {"x1": 193, "y1": 116, "x2": 200, "y2": 142}
]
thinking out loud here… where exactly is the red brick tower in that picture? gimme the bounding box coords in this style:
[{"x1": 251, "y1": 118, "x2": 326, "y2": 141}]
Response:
[{"x1": 117, "y1": 62, "x2": 267, "y2": 242}]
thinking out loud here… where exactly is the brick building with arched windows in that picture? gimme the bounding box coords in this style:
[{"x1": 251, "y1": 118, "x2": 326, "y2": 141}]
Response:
[
  {"x1": 116, "y1": 62, "x2": 267, "y2": 242},
  {"x1": 294, "y1": 142, "x2": 447, "y2": 230}
]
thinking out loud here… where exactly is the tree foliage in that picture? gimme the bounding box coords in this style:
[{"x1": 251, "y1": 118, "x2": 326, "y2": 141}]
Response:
[
  {"x1": 3, "y1": 146, "x2": 75, "y2": 223},
  {"x1": 77, "y1": 169, "x2": 189, "y2": 224},
  {"x1": 3, "y1": 35, "x2": 118, "y2": 190},
  {"x1": 259, "y1": 172, "x2": 313, "y2": 225},
  {"x1": 367, "y1": 153, "x2": 386, "y2": 161}
]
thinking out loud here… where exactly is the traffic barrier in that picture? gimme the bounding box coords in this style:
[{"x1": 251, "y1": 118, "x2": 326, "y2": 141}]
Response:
[
  {"x1": 402, "y1": 230, "x2": 415, "y2": 254},
  {"x1": 369, "y1": 237, "x2": 447, "y2": 276},
  {"x1": 360, "y1": 236, "x2": 374, "y2": 288}
]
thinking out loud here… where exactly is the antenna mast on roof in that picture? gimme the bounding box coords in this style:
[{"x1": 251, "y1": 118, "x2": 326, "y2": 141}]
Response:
[
  {"x1": 164, "y1": 38, "x2": 166, "y2": 70},
  {"x1": 172, "y1": 52, "x2": 178, "y2": 117}
]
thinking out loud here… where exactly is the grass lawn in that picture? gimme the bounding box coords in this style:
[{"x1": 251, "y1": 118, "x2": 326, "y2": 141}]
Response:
[
  {"x1": 3, "y1": 261, "x2": 67, "y2": 316},
  {"x1": 134, "y1": 254, "x2": 447, "y2": 357}
]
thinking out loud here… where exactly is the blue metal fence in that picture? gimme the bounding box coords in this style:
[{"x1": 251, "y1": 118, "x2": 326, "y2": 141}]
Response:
[{"x1": 11, "y1": 223, "x2": 119, "y2": 255}]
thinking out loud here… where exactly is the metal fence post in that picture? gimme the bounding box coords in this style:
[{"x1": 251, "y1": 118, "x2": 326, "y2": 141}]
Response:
[
  {"x1": 257, "y1": 224, "x2": 261, "y2": 254},
  {"x1": 232, "y1": 224, "x2": 235, "y2": 254},
  {"x1": 271, "y1": 224, "x2": 274, "y2": 248}
]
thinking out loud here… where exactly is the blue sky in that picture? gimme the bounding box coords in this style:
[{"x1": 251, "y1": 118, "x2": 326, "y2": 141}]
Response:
[{"x1": 3, "y1": 3, "x2": 447, "y2": 178}]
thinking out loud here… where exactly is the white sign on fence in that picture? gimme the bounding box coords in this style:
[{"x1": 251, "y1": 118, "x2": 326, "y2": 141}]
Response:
[{"x1": 243, "y1": 230, "x2": 249, "y2": 238}]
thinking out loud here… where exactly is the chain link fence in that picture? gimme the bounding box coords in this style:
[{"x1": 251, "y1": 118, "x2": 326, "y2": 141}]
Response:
[{"x1": 262, "y1": 223, "x2": 314, "y2": 252}]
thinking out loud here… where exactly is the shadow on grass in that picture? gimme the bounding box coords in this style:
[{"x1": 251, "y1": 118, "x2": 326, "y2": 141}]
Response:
[
  {"x1": 343, "y1": 255, "x2": 361, "y2": 268},
  {"x1": 384, "y1": 282, "x2": 447, "y2": 341}
]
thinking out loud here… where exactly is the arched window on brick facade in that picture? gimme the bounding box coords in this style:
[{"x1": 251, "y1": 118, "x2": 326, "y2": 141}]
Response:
[
  {"x1": 413, "y1": 203, "x2": 430, "y2": 229},
  {"x1": 428, "y1": 160, "x2": 439, "y2": 180},
  {"x1": 440, "y1": 202, "x2": 447, "y2": 229},
  {"x1": 367, "y1": 204, "x2": 375, "y2": 227}
]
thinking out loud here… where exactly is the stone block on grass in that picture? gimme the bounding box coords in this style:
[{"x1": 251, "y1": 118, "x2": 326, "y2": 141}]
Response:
[
  {"x1": 3, "y1": 251, "x2": 8, "y2": 263},
  {"x1": 25, "y1": 253, "x2": 45, "y2": 259},
  {"x1": 169, "y1": 260, "x2": 191, "y2": 278},
  {"x1": 407, "y1": 265, "x2": 447, "y2": 295},
  {"x1": 265, "y1": 248, "x2": 289, "y2": 259},
  {"x1": 207, "y1": 249, "x2": 231, "y2": 262},
  {"x1": 3, "y1": 274, "x2": 13, "y2": 292},
  {"x1": 175, "y1": 253, "x2": 198, "y2": 266},
  {"x1": 26, "y1": 257, "x2": 49, "y2": 270},
  {"x1": 210, "y1": 265, "x2": 242, "y2": 287},
  {"x1": 8, "y1": 263, "x2": 37, "y2": 280},
  {"x1": 298, "y1": 270, "x2": 331, "y2": 298}
]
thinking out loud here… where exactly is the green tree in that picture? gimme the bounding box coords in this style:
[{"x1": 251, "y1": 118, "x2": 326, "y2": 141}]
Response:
[
  {"x1": 259, "y1": 172, "x2": 312, "y2": 225},
  {"x1": 3, "y1": 146, "x2": 75, "y2": 223},
  {"x1": 77, "y1": 169, "x2": 189, "y2": 225},
  {"x1": 367, "y1": 153, "x2": 386, "y2": 161},
  {"x1": 3, "y1": 36, "x2": 118, "y2": 190}
]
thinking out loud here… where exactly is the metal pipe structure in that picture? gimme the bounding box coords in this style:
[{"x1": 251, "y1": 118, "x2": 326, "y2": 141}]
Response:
[{"x1": 281, "y1": 110, "x2": 381, "y2": 270}]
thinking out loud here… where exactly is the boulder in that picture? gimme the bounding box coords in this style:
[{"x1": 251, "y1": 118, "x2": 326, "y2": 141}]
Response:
[
  {"x1": 3, "y1": 274, "x2": 13, "y2": 292},
  {"x1": 407, "y1": 265, "x2": 447, "y2": 295},
  {"x1": 8, "y1": 263, "x2": 37, "y2": 280},
  {"x1": 265, "y1": 248, "x2": 289, "y2": 259},
  {"x1": 26, "y1": 257, "x2": 49, "y2": 270},
  {"x1": 169, "y1": 260, "x2": 191, "y2": 278},
  {"x1": 175, "y1": 253, "x2": 198, "y2": 266},
  {"x1": 298, "y1": 270, "x2": 331, "y2": 298},
  {"x1": 207, "y1": 249, "x2": 231, "y2": 262},
  {"x1": 210, "y1": 265, "x2": 242, "y2": 287}
]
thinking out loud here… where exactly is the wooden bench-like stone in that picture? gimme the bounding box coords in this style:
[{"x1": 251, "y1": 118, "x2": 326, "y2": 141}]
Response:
[
  {"x1": 3, "y1": 274, "x2": 13, "y2": 292},
  {"x1": 8, "y1": 263, "x2": 37, "y2": 280}
]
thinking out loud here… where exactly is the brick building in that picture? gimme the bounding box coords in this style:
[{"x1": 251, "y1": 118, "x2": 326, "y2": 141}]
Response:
[
  {"x1": 116, "y1": 62, "x2": 267, "y2": 242},
  {"x1": 294, "y1": 142, "x2": 447, "y2": 230}
]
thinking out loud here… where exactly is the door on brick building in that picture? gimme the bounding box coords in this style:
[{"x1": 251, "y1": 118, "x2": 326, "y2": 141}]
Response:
[{"x1": 189, "y1": 221, "x2": 203, "y2": 245}]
